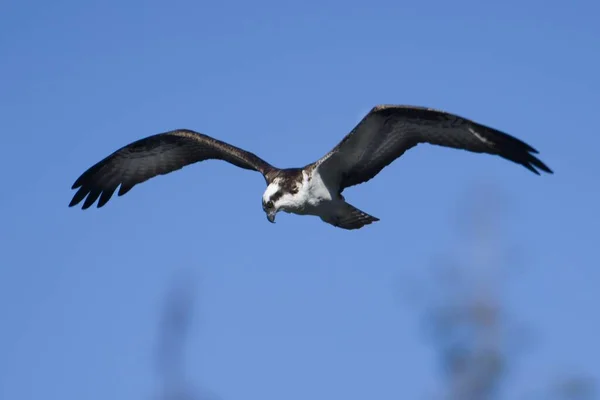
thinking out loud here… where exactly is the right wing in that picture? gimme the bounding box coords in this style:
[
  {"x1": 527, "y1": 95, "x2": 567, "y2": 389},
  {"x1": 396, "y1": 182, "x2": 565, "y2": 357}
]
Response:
[{"x1": 311, "y1": 105, "x2": 552, "y2": 192}]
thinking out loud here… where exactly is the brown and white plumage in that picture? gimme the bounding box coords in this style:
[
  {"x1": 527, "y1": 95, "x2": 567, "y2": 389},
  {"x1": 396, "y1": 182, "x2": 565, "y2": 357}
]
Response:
[
  {"x1": 70, "y1": 104, "x2": 552, "y2": 230},
  {"x1": 69, "y1": 129, "x2": 275, "y2": 209}
]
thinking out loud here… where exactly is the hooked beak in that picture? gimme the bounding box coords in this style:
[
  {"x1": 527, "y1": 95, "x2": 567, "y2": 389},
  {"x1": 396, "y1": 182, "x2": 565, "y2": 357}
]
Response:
[{"x1": 266, "y1": 210, "x2": 276, "y2": 223}]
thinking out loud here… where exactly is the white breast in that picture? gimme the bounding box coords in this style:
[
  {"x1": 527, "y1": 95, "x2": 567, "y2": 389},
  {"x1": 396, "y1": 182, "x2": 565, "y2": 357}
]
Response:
[
  {"x1": 305, "y1": 169, "x2": 334, "y2": 205},
  {"x1": 269, "y1": 169, "x2": 340, "y2": 218},
  {"x1": 285, "y1": 169, "x2": 339, "y2": 217}
]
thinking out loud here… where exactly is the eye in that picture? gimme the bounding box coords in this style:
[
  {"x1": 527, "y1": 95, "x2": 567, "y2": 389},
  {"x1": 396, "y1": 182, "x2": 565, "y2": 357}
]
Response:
[{"x1": 266, "y1": 200, "x2": 274, "y2": 209}]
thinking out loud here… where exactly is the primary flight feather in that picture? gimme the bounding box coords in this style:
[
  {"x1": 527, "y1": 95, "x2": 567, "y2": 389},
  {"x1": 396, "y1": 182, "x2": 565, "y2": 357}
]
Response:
[{"x1": 70, "y1": 104, "x2": 552, "y2": 230}]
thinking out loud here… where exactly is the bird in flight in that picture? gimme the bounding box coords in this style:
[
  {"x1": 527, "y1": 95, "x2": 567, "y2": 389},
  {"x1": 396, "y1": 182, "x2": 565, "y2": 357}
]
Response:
[{"x1": 69, "y1": 105, "x2": 552, "y2": 230}]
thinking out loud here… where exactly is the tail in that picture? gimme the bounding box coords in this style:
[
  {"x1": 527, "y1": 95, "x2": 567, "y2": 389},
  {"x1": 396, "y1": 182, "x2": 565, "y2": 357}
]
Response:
[{"x1": 322, "y1": 202, "x2": 380, "y2": 230}]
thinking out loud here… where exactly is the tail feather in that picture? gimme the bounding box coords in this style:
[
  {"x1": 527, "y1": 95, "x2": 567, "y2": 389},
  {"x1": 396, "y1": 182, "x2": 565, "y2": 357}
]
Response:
[{"x1": 322, "y1": 202, "x2": 379, "y2": 230}]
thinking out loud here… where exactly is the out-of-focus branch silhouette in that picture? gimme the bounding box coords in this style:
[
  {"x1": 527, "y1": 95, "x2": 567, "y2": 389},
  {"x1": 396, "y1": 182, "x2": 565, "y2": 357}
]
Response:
[
  {"x1": 404, "y1": 183, "x2": 596, "y2": 400},
  {"x1": 420, "y1": 184, "x2": 513, "y2": 400},
  {"x1": 547, "y1": 374, "x2": 597, "y2": 400},
  {"x1": 153, "y1": 269, "x2": 221, "y2": 400}
]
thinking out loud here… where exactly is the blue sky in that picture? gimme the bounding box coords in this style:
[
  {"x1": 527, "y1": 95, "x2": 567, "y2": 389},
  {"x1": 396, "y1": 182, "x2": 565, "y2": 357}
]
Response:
[{"x1": 1, "y1": 0, "x2": 599, "y2": 399}]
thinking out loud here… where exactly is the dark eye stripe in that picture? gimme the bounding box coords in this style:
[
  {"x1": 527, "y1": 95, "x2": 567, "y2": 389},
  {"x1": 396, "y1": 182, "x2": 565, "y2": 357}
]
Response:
[{"x1": 269, "y1": 190, "x2": 284, "y2": 203}]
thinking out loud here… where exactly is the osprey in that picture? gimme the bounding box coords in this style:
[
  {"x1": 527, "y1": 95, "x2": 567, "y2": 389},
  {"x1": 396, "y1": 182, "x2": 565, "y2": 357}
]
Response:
[{"x1": 69, "y1": 105, "x2": 553, "y2": 230}]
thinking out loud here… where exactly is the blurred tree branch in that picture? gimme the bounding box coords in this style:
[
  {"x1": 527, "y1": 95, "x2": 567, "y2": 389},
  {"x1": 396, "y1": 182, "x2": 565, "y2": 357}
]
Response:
[
  {"x1": 405, "y1": 183, "x2": 596, "y2": 400},
  {"x1": 154, "y1": 268, "x2": 221, "y2": 400}
]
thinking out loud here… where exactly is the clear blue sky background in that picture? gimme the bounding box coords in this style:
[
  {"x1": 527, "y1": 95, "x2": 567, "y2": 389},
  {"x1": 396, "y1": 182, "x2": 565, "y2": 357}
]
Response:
[{"x1": 1, "y1": 0, "x2": 599, "y2": 399}]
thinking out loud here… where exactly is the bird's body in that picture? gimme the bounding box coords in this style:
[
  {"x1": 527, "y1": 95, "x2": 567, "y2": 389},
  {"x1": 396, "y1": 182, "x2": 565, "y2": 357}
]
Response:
[
  {"x1": 260, "y1": 167, "x2": 379, "y2": 229},
  {"x1": 69, "y1": 104, "x2": 553, "y2": 230}
]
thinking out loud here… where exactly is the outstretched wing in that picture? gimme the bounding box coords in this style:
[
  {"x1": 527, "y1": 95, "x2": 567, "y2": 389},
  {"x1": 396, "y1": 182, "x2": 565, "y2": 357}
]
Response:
[
  {"x1": 312, "y1": 105, "x2": 553, "y2": 191},
  {"x1": 69, "y1": 129, "x2": 276, "y2": 209}
]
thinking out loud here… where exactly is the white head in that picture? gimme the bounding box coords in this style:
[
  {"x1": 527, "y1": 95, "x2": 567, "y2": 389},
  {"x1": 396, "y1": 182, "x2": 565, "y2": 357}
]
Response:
[{"x1": 261, "y1": 177, "x2": 302, "y2": 223}]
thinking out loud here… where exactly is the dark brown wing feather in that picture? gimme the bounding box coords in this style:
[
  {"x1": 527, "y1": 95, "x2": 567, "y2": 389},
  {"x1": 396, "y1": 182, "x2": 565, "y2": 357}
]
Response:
[
  {"x1": 313, "y1": 105, "x2": 553, "y2": 191},
  {"x1": 69, "y1": 129, "x2": 276, "y2": 209}
]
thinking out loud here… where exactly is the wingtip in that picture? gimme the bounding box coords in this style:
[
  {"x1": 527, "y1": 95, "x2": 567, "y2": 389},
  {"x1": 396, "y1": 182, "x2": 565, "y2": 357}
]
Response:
[
  {"x1": 525, "y1": 152, "x2": 553, "y2": 175},
  {"x1": 538, "y1": 164, "x2": 553, "y2": 175},
  {"x1": 68, "y1": 194, "x2": 82, "y2": 208},
  {"x1": 525, "y1": 163, "x2": 553, "y2": 175},
  {"x1": 71, "y1": 173, "x2": 86, "y2": 189},
  {"x1": 68, "y1": 199, "x2": 85, "y2": 209}
]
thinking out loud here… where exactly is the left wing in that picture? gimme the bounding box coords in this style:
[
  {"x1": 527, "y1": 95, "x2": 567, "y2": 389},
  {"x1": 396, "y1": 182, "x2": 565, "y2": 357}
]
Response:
[
  {"x1": 69, "y1": 129, "x2": 276, "y2": 209},
  {"x1": 311, "y1": 105, "x2": 553, "y2": 191}
]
